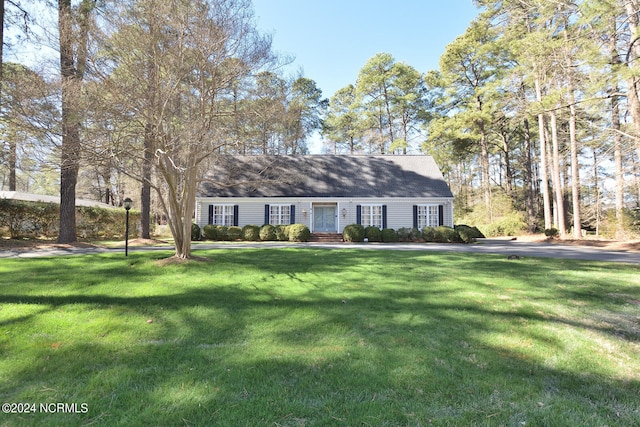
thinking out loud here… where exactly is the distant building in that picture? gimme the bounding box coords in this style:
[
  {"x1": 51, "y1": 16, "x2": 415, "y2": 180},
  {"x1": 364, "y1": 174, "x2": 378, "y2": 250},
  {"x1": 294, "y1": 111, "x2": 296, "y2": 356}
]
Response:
[{"x1": 0, "y1": 191, "x2": 117, "y2": 209}]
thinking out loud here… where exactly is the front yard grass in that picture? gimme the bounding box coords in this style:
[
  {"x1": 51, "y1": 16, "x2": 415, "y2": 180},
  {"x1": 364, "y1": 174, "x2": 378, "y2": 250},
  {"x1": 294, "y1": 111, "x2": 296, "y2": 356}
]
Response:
[{"x1": 0, "y1": 248, "x2": 639, "y2": 426}]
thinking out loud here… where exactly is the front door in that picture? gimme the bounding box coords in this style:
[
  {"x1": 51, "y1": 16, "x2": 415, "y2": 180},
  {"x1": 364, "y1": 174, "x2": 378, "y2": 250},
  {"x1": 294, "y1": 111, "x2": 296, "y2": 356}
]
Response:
[{"x1": 313, "y1": 206, "x2": 337, "y2": 232}]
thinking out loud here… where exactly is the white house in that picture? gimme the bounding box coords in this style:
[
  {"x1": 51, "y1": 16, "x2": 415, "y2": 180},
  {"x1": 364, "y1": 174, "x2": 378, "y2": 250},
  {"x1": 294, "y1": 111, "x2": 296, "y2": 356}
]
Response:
[{"x1": 194, "y1": 155, "x2": 454, "y2": 234}]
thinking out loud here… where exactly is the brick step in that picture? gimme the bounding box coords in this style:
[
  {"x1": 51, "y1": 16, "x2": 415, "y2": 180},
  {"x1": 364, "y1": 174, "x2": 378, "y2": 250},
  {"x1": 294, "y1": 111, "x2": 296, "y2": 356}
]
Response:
[{"x1": 309, "y1": 233, "x2": 343, "y2": 243}]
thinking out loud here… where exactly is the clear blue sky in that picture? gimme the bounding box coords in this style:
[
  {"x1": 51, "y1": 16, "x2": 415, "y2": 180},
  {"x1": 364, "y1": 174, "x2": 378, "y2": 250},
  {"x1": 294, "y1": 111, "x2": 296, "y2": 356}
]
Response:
[{"x1": 251, "y1": 0, "x2": 481, "y2": 99}]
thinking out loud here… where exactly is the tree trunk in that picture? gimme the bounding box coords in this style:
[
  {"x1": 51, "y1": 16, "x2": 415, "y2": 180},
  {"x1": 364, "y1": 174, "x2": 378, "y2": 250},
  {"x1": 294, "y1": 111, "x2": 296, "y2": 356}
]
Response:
[
  {"x1": 500, "y1": 131, "x2": 513, "y2": 194},
  {"x1": 1, "y1": 0, "x2": 9, "y2": 191},
  {"x1": 568, "y1": 102, "x2": 581, "y2": 239},
  {"x1": 140, "y1": 169, "x2": 151, "y2": 239},
  {"x1": 57, "y1": 0, "x2": 81, "y2": 244},
  {"x1": 564, "y1": 23, "x2": 582, "y2": 239},
  {"x1": 549, "y1": 111, "x2": 566, "y2": 237},
  {"x1": 535, "y1": 77, "x2": 552, "y2": 230},
  {"x1": 8, "y1": 136, "x2": 16, "y2": 191},
  {"x1": 161, "y1": 178, "x2": 196, "y2": 259},
  {"x1": 612, "y1": 94, "x2": 625, "y2": 237},
  {"x1": 57, "y1": 0, "x2": 94, "y2": 243},
  {"x1": 593, "y1": 149, "x2": 601, "y2": 237},
  {"x1": 624, "y1": 1, "x2": 640, "y2": 168},
  {"x1": 523, "y1": 117, "x2": 536, "y2": 232},
  {"x1": 140, "y1": 109, "x2": 153, "y2": 240},
  {"x1": 476, "y1": 95, "x2": 491, "y2": 215},
  {"x1": 610, "y1": 20, "x2": 625, "y2": 239}
]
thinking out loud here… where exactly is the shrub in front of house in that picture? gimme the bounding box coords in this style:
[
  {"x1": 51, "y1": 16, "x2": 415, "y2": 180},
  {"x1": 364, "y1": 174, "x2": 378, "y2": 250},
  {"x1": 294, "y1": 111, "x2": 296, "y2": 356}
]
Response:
[
  {"x1": 421, "y1": 226, "x2": 437, "y2": 242},
  {"x1": 191, "y1": 223, "x2": 201, "y2": 241},
  {"x1": 275, "y1": 224, "x2": 289, "y2": 241},
  {"x1": 398, "y1": 227, "x2": 422, "y2": 242},
  {"x1": 342, "y1": 224, "x2": 365, "y2": 242},
  {"x1": 396, "y1": 227, "x2": 411, "y2": 242},
  {"x1": 422, "y1": 226, "x2": 462, "y2": 243},
  {"x1": 461, "y1": 224, "x2": 485, "y2": 238},
  {"x1": 436, "y1": 226, "x2": 463, "y2": 243},
  {"x1": 202, "y1": 224, "x2": 217, "y2": 240},
  {"x1": 409, "y1": 227, "x2": 422, "y2": 241},
  {"x1": 259, "y1": 224, "x2": 277, "y2": 241},
  {"x1": 242, "y1": 224, "x2": 261, "y2": 241},
  {"x1": 364, "y1": 226, "x2": 381, "y2": 242},
  {"x1": 227, "y1": 226, "x2": 242, "y2": 240},
  {"x1": 381, "y1": 228, "x2": 398, "y2": 242},
  {"x1": 454, "y1": 224, "x2": 484, "y2": 243},
  {"x1": 217, "y1": 226, "x2": 231, "y2": 241},
  {"x1": 288, "y1": 224, "x2": 310, "y2": 242},
  {"x1": 455, "y1": 226, "x2": 475, "y2": 243}
]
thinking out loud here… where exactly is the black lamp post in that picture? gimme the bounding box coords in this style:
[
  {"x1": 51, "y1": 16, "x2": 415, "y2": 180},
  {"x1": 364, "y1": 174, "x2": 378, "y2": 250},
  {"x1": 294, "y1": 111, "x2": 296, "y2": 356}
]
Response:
[{"x1": 123, "y1": 197, "x2": 132, "y2": 256}]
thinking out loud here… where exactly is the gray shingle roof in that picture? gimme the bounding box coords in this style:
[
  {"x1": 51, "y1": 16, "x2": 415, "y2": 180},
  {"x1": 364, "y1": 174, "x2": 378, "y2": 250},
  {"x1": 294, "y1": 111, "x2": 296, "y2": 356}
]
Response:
[{"x1": 198, "y1": 155, "x2": 454, "y2": 198}]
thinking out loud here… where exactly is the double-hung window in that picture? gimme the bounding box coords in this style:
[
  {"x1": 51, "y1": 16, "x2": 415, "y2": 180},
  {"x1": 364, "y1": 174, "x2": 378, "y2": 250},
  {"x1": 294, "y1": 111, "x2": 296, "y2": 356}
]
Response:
[
  {"x1": 360, "y1": 204, "x2": 383, "y2": 228},
  {"x1": 270, "y1": 204, "x2": 291, "y2": 225},
  {"x1": 417, "y1": 205, "x2": 440, "y2": 229},
  {"x1": 210, "y1": 205, "x2": 235, "y2": 226}
]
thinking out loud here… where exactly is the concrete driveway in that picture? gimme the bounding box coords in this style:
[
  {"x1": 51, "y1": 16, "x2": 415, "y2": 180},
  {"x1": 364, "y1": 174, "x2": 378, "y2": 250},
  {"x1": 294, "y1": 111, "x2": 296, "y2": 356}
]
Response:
[{"x1": 1, "y1": 239, "x2": 639, "y2": 264}]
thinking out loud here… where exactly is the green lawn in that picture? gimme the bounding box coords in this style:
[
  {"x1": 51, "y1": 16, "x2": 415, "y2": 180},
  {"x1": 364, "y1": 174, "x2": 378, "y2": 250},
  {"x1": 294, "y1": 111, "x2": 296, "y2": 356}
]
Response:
[{"x1": 1, "y1": 248, "x2": 639, "y2": 426}]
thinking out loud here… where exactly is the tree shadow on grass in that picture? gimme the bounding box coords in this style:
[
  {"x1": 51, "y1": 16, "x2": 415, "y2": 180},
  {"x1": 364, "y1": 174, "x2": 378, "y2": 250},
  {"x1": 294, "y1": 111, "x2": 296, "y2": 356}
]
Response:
[{"x1": 1, "y1": 249, "x2": 639, "y2": 426}]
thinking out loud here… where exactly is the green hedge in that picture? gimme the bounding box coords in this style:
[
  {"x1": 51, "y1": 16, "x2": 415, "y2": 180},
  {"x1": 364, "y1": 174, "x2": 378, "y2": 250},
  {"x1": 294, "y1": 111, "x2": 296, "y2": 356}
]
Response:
[
  {"x1": 200, "y1": 223, "x2": 311, "y2": 242},
  {"x1": 202, "y1": 224, "x2": 219, "y2": 240},
  {"x1": 454, "y1": 224, "x2": 484, "y2": 243},
  {"x1": 198, "y1": 223, "x2": 482, "y2": 245},
  {"x1": 381, "y1": 228, "x2": 398, "y2": 243},
  {"x1": 191, "y1": 223, "x2": 201, "y2": 241},
  {"x1": 242, "y1": 225, "x2": 261, "y2": 241},
  {"x1": 364, "y1": 226, "x2": 381, "y2": 242},
  {"x1": 343, "y1": 224, "x2": 478, "y2": 244},
  {"x1": 228, "y1": 226, "x2": 242, "y2": 240},
  {"x1": 422, "y1": 226, "x2": 463, "y2": 243},
  {"x1": 288, "y1": 224, "x2": 310, "y2": 242},
  {"x1": 343, "y1": 224, "x2": 365, "y2": 242},
  {"x1": 397, "y1": 227, "x2": 421, "y2": 242},
  {"x1": 259, "y1": 224, "x2": 277, "y2": 241},
  {"x1": 0, "y1": 199, "x2": 141, "y2": 239},
  {"x1": 275, "y1": 225, "x2": 289, "y2": 241}
]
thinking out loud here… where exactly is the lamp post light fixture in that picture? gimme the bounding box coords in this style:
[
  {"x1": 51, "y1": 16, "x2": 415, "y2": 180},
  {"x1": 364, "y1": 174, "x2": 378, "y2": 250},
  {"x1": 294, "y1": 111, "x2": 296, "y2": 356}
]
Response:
[
  {"x1": 341, "y1": 208, "x2": 347, "y2": 218},
  {"x1": 123, "y1": 197, "x2": 133, "y2": 256}
]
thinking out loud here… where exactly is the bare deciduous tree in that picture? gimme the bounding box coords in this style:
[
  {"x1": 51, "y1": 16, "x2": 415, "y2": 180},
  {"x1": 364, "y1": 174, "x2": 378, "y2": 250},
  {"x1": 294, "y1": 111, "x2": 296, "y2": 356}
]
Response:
[{"x1": 95, "y1": 0, "x2": 275, "y2": 259}]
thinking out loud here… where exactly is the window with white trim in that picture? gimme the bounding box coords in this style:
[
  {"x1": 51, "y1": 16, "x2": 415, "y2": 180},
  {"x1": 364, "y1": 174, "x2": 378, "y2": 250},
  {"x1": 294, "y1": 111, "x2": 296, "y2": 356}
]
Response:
[
  {"x1": 211, "y1": 205, "x2": 235, "y2": 226},
  {"x1": 361, "y1": 204, "x2": 383, "y2": 228},
  {"x1": 417, "y1": 205, "x2": 439, "y2": 229},
  {"x1": 270, "y1": 204, "x2": 291, "y2": 225}
]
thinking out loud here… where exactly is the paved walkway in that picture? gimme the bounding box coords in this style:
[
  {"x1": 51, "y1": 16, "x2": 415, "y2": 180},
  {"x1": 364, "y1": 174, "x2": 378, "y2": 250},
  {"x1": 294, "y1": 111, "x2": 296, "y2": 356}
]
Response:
[{"x1": 1, "y1": 239, "x2": 639, "y2": 264}]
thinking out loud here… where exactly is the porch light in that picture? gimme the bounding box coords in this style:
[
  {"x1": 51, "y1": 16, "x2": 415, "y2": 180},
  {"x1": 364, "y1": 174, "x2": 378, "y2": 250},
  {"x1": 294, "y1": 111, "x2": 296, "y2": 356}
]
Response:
[
  {"x1": 123, "y1": 197, "x2": 132, "y2": 256},
  {"x1": 341, "y1": 208, "x2": 347, "y2": 218},
  {"x1": 302, "y1": 208, "x2": 308, "y2": 218}
]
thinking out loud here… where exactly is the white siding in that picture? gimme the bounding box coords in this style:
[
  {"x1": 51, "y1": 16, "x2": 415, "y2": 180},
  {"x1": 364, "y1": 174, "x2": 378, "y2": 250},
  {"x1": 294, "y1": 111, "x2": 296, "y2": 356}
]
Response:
[{"x1": 195, "y1": 197, "x2": 454, "y2": 232}]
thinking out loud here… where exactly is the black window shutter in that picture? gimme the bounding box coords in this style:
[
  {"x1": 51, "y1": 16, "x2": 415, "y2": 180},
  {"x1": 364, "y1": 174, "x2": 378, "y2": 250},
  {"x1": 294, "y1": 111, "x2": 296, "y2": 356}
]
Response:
[
  {"x1": 382, "y1": 205, "x2": 387, "y2": 229},
  {"x1": 264, "y1": 204, "x2": 270, "y2": 225},
  {"x1": 413, "y1": 205, "x2": 418, "y2": 229},
  {"x1": 208, "y1": 205, "x2": 214, "y2": 225},
  {"x1": 356, "y1": 205, "x2": 362, "y2": 225},
  {"x1": 290, "y1": 205, "x2": 296, "y2": 224},
  {"x1": 233, "y1": 205, "x2": 239, "y2": 226},
  {"x1": 438, "y1": 205, "x2": 444, "y2": 226}
]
